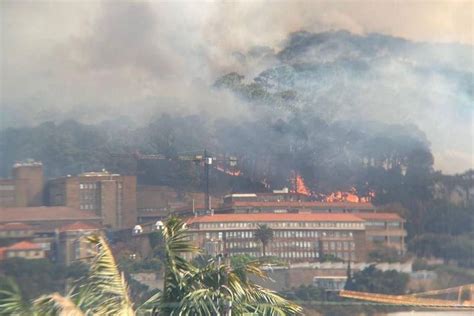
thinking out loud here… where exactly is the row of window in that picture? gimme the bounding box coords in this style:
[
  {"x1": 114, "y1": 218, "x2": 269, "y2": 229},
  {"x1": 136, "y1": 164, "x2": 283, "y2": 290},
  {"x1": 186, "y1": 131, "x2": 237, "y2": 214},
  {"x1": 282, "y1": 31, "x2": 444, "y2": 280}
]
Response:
[
  {"x1": 79, "y1": 183, "x2": 98, "y2": 190},
  {"x1": 227, "y1": 241, "x2": 259, "y2": 249},
  {"x1": 223, "y1": 240, "x2": 356, "y2": 252},
  {"x1": 273, "y1": 231, "x2": 353, "y2": 238},
  {"x1": 205, "y1": 230, "x2": 355, "y2": 240},
  {"x1": 368, "y1": 236, "x2": 403, "y2": 242},
  {"x1": 366, "y1": 221, "x2": 401, "y2": 228},
  {"x1": 0, "y1": 184, "x2": 15, "y2": 190},
  {"x1": 80, "y1": 204, "x2": 97, "y2": 210},
  {"x1": 0, "y1": 230, "x2": 32, "y2": 237},
  {"x1": 198, "y1": 221, "x2": 363, "y2": 229},
  {"x1": 225, "y1": 250, "x2": 356, "y2": 261}
]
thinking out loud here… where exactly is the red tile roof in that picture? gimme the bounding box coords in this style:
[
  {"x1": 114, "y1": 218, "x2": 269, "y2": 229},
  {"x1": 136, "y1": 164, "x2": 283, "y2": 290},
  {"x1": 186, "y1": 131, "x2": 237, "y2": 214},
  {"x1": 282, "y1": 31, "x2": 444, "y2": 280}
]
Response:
[
  {"x1": 59, "y1": 221, "x2": 100, "y2": 232},
  {"x1": 227, "y1": 201, "x2": 375, "y2": 209},
  {"x1": 0, "y1": 247, "x2": 6, "y2": 260},
  {"x1": 6, "y1": 241, "x2": 43, "y2": 251},
  {"x1": 353, "y1": 212, "x2": 404, "y2": 221},
  {"x1": 187, "y1": 213, "x2": 364, "y2": 224},
  {"x1": 0, "y1": 207, "x2": 101, "y2": 223},
  {"x1": 0, "y1": 222, "x2": 33, "y2": 231}
]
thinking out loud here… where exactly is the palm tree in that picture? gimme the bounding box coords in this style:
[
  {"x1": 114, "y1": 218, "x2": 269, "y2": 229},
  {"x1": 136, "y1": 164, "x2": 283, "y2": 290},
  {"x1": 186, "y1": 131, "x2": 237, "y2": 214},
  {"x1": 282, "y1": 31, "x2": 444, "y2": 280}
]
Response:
[
  {"x1": 254, "y1": 224, "x2": 274, "y2": 257},
  {"x1": 0, "y1": 217, "x2": 301, "y2": 315},
  {"x1": 153, "y1": 217, "x2": 301, "y2": 315},
  {"x1": 0, "y1": 235, "x2": 135, "y2": 315}
]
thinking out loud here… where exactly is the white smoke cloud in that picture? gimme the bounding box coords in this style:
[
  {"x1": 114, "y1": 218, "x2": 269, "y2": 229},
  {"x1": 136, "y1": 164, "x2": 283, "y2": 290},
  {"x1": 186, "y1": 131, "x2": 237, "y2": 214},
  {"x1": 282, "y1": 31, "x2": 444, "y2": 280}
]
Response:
[{"x1": 0, "y1": 0, "x2": 472, "y2": 173}]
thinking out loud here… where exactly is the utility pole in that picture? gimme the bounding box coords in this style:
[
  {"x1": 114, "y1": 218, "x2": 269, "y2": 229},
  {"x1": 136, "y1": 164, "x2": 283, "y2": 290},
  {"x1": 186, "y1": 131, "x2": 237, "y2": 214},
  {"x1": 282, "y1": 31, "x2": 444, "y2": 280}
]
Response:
[{"x1": 204, "y1": 150, "x2": 212, "y2": 211}]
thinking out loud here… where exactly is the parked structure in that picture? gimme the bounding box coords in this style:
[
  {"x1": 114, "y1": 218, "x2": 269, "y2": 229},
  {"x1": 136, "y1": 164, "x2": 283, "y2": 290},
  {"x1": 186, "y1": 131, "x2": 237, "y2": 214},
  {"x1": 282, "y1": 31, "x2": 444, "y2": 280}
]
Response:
[{"x1": 47, "y1": 171, "x2": 137, "y2": 229}]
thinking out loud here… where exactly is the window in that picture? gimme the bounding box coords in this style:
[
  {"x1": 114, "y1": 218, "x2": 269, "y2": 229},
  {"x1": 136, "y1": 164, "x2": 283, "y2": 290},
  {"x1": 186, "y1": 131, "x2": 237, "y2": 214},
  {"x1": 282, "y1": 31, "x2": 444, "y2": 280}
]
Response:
[{"x1": 387, "y1": 222, "x2": 401, "y2": 228}]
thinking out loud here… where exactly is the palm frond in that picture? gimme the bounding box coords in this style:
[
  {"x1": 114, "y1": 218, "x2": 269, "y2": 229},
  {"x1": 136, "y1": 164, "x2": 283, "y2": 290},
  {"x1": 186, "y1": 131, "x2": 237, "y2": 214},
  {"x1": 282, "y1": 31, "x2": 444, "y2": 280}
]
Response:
[
  {"x1": 0, "y1": 278, "x2": 34, "y2": 316},
  {"x1": 81, "y1": 234, "x2": 135, "y2": 315},
  {"x1": 34, "y1": 292, "x2": 84, "y2": 316}
]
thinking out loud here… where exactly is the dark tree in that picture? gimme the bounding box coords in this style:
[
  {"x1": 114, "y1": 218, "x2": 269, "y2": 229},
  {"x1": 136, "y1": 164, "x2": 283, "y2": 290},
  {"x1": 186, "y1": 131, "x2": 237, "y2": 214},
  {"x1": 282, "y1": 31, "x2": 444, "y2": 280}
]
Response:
[{"x1": 254, "y1": 224, "x2": 273, "y2": 257}]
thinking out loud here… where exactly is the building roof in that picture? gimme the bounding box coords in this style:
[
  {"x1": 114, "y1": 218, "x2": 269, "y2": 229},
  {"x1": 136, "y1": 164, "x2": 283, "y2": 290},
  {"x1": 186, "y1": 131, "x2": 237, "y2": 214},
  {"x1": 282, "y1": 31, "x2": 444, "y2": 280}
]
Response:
[
  {"x1": 59, "y1": 221, "x2": 100, "y2": 232},
  {"x1": 187, "y1": 213, "x2": 365, "y2": 224},
  {"x1": 0, "y1": 207, "x2": 101, "y2": 224},
  {"x1": 0, "y1": 222, "x2": 34, "y2": 231},
  {"x1": 6, "y1": 241, "x2": 43, "y2": 251},
  {"x1": 226, "y1": 201, "x2": 375, "y2": 209},
  {"x1": 353, "y1": 212, "x2": 404, "y2": 221}
]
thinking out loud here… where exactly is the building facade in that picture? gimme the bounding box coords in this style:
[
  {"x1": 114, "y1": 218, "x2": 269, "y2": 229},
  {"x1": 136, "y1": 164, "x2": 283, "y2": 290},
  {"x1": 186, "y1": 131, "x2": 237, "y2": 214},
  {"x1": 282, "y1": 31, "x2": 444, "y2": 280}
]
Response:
[
  {"x1": 57, "y1": 222, "x2": 100, "y2": 266},
  {"x1": 0, "y1": 161, "x2": 44, "y2": 207},
  {"x1": 0, "y1": 241, "x2": 46, "y2": 260},
  {"x1": 355, "y1": 213, "x2": 406, "y2": 254},
  {"x1": 220, "y1": 193, "x2": 376, "y2": 214},
  {"x1": 187, "y1": 213, "x2": 368, "y2": 263},
  {"x1": 47, "y1": 171, "x2": 137, "y2": 229}
]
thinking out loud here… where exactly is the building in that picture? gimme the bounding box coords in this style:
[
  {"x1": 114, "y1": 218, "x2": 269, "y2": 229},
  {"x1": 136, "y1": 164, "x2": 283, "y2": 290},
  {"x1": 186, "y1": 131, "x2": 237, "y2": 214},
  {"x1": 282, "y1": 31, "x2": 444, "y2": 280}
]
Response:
[
  {"x1": 0, "y1": 207, "x2": 103, "y2": 263},
  {"x1": 57, "y1": 222, "x2": 100, "y2": 265},
  {"x1": 220, "y1": 193, "x2": 376, "y2": 214},
  {"x1": 0, "y1": 241, "x2": 45, "y2": 260},
  {"x1": 186, "y1": 213, "x2": 368, "y2": 262},
  {"x1": 47, "y1": 171, "x2": 137, "y2": 229},
  {"x1": 355, "y1": 213, "x2": 406, "y2": 254},
  {"x1": 313, "y1": 276, "x2": 347, "y2": 291},
  {"x1": 0, "y1": 206, "x2": 102, "y2": 230},
  {"x1": 136, "y1": 185, "x2": 221, "y2": 223},
  {"x1": 0, "y1": 161, "x2": 44, "y2": 207},
  {"x1": 0, "y1": 222, "x2": 35, "y2": 240}
]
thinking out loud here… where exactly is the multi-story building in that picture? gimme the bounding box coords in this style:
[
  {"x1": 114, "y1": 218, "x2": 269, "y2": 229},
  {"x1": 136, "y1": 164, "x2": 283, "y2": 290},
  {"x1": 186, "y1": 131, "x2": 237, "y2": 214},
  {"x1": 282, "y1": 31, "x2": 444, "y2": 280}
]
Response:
[
  {"x1": 0, "y1": 161, "x2": 44, "y2": 207},
  {"x1": 220, "y1": 193, "x2": 376, "y2": 214},
  {"x1": 186, "y1": 213, "x2": 368, "y2": 262},
  {"x1": 57, "y1": 222, "x2": 100, "y2": 265},
  {"x1": 0, "y1": 206, "x2": 102, "y2": 230},
  {"x1": 355, "y1": 213, "x2": 406, "y2": 254},
  {"x1": 0, "y1": 222, "x2": 35, "y2": 240},
  {"x1": 0, "y1": 207, "x2": 103, "y2": 263},
  {"x1": 0, "y1": 241, "x2": 45, "y2": 260},
  {"x1": 47, "y1": 171, "x2": 137, "y2": 229}
]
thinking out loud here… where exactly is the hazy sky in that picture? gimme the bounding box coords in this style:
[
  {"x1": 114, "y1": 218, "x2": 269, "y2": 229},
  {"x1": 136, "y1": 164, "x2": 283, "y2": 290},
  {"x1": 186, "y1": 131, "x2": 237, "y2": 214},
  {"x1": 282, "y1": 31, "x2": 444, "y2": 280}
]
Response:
[{"x1": 1, "y1": 0, "x2": 473, "y2": 173}]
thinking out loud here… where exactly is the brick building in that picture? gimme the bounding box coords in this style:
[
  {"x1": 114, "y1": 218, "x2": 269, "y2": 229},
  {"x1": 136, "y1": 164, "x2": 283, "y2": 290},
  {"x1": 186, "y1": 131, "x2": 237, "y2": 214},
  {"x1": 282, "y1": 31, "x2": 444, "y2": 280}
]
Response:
[
  {"x1": 186, "y1": 213, "x2": 368, "y2": 263},
  {"x1": 57, "y1": 222, "x2": 101, "y2": 265},
  {"x1": 220, "y1": 193, "x2": 376, "y2": 214},
  {"x1": 0, "y1": 161, "x2": 44, "y2": 207},
  {"x1": 47, "y1": 171, "x2": 137, "y2": 229},
  {"x1": 0, "y1": 207, "x2": 103, "y2": 263},
  {"x1": 354, "y1": 212, "x2": 406, "y2": 254},
  {"x1": 0, "y1": 241, "x2": 45, "y2": 260}
]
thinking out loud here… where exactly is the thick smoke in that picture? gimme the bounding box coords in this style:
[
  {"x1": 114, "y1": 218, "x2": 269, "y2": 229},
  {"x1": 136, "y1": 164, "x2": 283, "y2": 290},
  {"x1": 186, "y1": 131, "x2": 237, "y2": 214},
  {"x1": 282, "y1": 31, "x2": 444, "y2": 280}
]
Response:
[{"x1": 1, "y1": 1, "x2": 472, "y2": 173}]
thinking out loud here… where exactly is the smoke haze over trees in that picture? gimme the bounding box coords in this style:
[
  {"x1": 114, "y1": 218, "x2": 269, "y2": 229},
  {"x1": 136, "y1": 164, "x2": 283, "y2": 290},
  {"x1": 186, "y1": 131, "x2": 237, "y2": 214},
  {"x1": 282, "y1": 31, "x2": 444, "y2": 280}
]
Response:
[{"x1": 1, "y1": 1, "x2": 473, "y2": 173}]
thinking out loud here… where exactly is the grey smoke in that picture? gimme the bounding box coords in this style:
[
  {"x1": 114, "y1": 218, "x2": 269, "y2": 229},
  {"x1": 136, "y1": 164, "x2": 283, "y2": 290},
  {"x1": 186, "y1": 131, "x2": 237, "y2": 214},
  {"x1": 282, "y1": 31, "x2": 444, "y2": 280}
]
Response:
[{"x1": 0, "y1": 1, "x2": 472, "y2": 173}]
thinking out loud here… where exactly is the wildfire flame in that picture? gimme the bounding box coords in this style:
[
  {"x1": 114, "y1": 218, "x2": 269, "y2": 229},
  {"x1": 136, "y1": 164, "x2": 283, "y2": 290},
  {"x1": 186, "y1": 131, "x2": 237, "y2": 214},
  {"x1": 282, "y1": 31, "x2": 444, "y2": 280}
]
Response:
[
  {"x1": 323, "y1": 188, "x2": 375, "y2": 203},
  {"x1": 290, "y1": 171, "x2": 311, "y2": 196},
  {"x1": 216, "y1": 165, "x2": 241, "y2": 177},
  {"x1": 288, "y1": 172, "x2": 375, "y2": 203}
]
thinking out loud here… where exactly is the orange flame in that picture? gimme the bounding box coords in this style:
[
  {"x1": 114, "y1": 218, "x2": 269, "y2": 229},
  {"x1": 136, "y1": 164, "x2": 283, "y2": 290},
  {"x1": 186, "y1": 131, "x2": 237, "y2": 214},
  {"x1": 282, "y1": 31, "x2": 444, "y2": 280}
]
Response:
[
  {"x1": 291, "y1": 171, "x2": 311, "y2": 196},
  {"x1": 322, "y1": 189, "x2": 375, "y2": 203}
]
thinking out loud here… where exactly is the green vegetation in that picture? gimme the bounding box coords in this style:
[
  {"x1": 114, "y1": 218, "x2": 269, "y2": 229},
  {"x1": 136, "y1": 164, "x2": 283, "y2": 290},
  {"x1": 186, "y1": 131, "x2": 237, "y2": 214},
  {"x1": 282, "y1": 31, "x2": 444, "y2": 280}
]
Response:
[
  {"x1": 0, "y1": 259, "x2": 88, "y2": 301},
  {"x1": 345, "y1": 265, "x2": 409, "y2": 295},
  {"x1": 409, "y1": 233, "x2": 474, "y2": 268},
  {"x1": 367, "y1": 244, "x2": 404, "y2": 263},
  {"x1": 0, "y1": 218, "x2": 301, "y2": 315}
]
